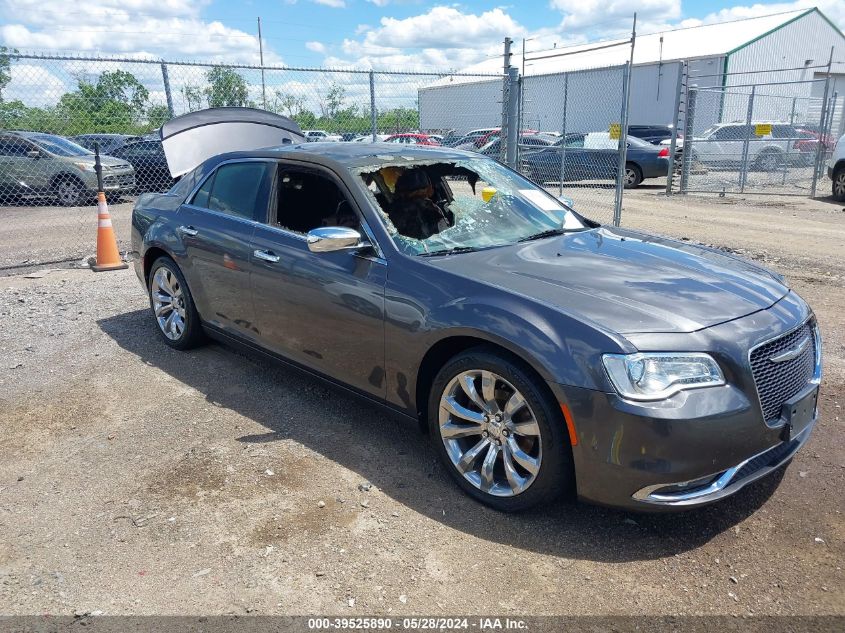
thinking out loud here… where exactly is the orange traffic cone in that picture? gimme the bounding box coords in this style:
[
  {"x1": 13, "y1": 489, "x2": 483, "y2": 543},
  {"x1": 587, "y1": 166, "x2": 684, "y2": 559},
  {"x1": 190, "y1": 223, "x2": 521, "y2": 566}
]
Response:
[{"x1": 91, "y1": 191, "x2": 127, "y2": 272}]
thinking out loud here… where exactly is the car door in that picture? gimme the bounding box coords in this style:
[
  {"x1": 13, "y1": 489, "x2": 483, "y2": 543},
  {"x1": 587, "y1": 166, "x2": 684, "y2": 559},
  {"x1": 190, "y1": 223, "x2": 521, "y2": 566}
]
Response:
[
  {"x1": 176, "y1": 159, "x2": 273, "y2": 342},
  {"x1": 249, "y1": 162, "x2": 387, "y2": 398}
]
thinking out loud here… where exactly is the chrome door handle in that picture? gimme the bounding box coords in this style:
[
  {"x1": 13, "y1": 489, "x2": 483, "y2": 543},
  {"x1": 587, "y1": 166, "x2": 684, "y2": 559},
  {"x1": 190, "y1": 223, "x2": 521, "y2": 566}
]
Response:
[
  {"x1": 253, "y1": 249, "x2": 280, "y2": 263},
  {"x1": 178, "y1": 225, "x2": 198, "y2": 237}
]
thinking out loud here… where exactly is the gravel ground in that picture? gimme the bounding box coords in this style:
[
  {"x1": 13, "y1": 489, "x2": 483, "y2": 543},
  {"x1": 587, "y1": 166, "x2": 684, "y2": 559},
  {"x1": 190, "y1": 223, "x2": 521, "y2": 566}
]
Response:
[{"x1": 0, "y1": 190, "x2": 843, "y2": 617}]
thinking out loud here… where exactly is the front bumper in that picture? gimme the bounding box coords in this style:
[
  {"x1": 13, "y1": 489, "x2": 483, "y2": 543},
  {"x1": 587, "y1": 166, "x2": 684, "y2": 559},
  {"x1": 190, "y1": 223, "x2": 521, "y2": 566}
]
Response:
[
  {"x1": 549, "y1": 295, "x2": 820, "y2": 512},
  {"x1": 80, "y1": 169, "x2": 136, "y2": 192}
]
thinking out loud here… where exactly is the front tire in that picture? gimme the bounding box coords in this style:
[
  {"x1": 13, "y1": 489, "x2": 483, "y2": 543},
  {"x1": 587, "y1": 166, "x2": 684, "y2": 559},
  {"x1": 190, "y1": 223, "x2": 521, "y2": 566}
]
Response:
[
  {"x1": 148, "y1": 257, "x2": 205, "y2": 350},
  {"x1": 427, "y1": 348, "x2": 573, "y2": 512},
  {"x1": 53, "y1": 176, "x2": 86, "y2": 206}
]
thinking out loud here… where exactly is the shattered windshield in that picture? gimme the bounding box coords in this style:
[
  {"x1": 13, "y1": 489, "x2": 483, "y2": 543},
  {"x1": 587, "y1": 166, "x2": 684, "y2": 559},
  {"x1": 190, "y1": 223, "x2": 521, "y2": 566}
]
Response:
[{"x1": 354, "y1": 157, "x2": 586, "y2": 255}]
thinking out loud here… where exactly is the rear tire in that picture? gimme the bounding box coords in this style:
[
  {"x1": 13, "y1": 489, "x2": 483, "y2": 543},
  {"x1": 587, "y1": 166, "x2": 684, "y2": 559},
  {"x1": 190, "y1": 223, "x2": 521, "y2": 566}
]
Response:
[
  {"x1": 427, "y1": 348, "x2": 574, "y2": 512},
  {"x1": 833, "y1": 166, "x2": 845, "y2": 202},
  {"x1": 147, "y1": 256, "x2": 205, "y2": 350},
  {"x1": 623, "y1": 162, "x2": 643, "y2": 188}
]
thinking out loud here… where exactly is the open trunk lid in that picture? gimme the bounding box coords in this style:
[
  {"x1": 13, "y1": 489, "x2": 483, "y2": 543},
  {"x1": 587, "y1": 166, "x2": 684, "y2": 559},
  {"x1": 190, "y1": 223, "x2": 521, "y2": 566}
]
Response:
[{"x1": 160, "y1": 107, "x2": 305, "y2": 178}]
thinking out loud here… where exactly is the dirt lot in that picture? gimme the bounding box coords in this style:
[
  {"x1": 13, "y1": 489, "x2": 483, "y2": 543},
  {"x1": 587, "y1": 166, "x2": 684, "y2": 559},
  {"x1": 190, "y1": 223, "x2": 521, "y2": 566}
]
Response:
[{"x1": 0, "y1": 189, "x2": 843, "y2": 617}]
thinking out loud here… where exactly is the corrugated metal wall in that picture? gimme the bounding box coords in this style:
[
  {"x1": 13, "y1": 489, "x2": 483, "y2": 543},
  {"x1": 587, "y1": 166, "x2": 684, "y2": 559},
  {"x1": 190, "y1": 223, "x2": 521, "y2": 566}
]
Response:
[{"x1": 418, "y1": 78, "x2": 503, "y2": 134}]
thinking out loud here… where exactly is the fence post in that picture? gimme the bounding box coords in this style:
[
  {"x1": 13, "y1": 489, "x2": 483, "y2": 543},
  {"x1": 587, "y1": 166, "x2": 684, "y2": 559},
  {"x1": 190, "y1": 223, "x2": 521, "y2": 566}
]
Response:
[
  {"x1": 160, "y1": 62, "x2": 174, "y2": 119},
  {"x1": 613, "y1": 61, "x2": 632, "y2": 227},
  {"x1": 665, "y1": 61, "x2": 685, "y2": 195},
  {"x1": 738, "y1": 85, "x2": 755, "y2": 193},
  {"x1": 680, "y1": 85, "x2": 696, "y2": 193},
  {"x1": 369, "y1": 71, "x2": 377, "y2": 142},
  {"x1": 612, "y1": 13, "x2": 636, "y2": 227},
  {"x1": 500, "y1": 37, "x2": 513, "y2": 164},
  {"x1": 505, "y1": 67, "x2": 520, "y2": 169},
  {"x1": 558, "y1": 73, "x2": 569, "y2": 197},
  {"x1": 811, "y1": 48, "x2": 834, "y2": 198}
]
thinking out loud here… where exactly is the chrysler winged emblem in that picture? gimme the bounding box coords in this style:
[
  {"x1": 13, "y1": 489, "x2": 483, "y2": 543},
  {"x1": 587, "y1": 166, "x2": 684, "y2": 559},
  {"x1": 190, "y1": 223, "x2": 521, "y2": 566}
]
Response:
[{"x1": 769, "y1": 336, "x2": 810, "y2": 363}]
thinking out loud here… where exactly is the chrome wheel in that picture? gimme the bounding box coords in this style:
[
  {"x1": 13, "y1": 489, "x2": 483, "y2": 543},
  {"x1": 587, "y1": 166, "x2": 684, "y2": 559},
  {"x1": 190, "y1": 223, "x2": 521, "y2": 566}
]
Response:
[
  {"x1": 438, "y1": 370, "x2": 542, "y2": 497},
  {"x1": 150, "y1": 266, "x2": 187, "y2": 340}
]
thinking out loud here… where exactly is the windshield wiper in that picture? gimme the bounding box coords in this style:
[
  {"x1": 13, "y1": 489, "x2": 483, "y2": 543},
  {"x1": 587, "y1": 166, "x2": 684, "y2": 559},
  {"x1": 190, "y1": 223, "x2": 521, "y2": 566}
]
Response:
[
  {"x1": 418, "y1": 246, "x2": 480, "y2": 257},
  {"x1": 517, "y1": 227, "x2": 586, "y2": 242}
]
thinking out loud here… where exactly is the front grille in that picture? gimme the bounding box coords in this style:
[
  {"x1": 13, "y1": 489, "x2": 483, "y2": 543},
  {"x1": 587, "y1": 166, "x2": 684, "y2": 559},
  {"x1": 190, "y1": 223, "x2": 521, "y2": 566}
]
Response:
[
  {"x1": 104, "y1": 174, "x2": 135, "y2": 187},
  {"x1": 749, "y1": 322, "x2": 816, "y2": 423}
]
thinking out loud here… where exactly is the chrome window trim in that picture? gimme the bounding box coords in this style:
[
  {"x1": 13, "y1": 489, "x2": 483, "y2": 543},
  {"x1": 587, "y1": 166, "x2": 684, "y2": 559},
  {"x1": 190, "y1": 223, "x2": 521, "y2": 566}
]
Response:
[
  {"x1": 746, "y1": 315, "x2": 821, "y2": 427},
  {"x1": 180, "y1": 156, "x2": 386, "y2": 265}
]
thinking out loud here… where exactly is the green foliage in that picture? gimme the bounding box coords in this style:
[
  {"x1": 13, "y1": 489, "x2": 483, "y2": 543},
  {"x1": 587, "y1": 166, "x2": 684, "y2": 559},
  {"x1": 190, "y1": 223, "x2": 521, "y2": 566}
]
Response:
[
  {"x1": 0, "y1": 60, "x2": 421, "y2": 140},
  {"x1": 147, "y1": 104, "x2": 171, "y2": 129},
  {"x1": 204, "y1": 67, "x2": 248, "y2": 107},
  {"x1": 0, "y1": 46, "x2": 17, "y2": 102},
  {"x1": 181, "y1": 84, "x2": 205, "y2": 112}
]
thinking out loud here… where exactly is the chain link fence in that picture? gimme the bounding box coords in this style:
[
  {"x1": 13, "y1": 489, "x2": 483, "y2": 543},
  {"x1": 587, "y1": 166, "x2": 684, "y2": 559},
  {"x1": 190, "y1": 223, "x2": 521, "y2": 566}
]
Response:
[
  {"x1": 0, "y1": 53, "x2": 499, "y2": 269},
  {"x1": 674, "y1": 80, "x2": 842, "y2": 197},
  {"x1": 516, "y1": 64, "x2": 630, "y2": 224}
]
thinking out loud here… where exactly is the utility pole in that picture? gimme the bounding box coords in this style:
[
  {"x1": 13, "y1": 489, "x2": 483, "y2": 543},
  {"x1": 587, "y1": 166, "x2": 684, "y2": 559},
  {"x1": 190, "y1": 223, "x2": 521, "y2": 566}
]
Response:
[{"x1": 258, "y1": 17, "x2": 267, "y2": 110}]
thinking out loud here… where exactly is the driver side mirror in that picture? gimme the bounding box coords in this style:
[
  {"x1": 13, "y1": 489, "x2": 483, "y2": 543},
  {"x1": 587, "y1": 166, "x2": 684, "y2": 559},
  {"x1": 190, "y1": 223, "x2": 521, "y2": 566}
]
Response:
[{"x1": 306, "y1": 226, "x2": 369, "y2": 253}]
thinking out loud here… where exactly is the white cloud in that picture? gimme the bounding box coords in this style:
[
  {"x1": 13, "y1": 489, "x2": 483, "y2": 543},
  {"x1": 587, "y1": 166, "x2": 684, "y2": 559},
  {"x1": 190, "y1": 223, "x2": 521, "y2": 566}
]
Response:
[
  {"x1": 0, "y1": 0, "x2": 282, "y2": 64},
  {"x1": 306, "y1": 41, "x2": 327, "y2": 53},
  {"x1": 367, "y1": 7, "x2": 523, "y2": 49},
  {"x1": 311, "y1": 0, "x2": 346, "y2": 8},
  {"x1": 366, "y1": 0, "x2": 392, "y2": 6}
]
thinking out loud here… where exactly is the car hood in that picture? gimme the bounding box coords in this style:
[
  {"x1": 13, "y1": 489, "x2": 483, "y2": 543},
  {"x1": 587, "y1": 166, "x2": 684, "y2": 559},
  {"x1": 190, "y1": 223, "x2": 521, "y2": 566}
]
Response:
[{"x1": 425, "y1": 227, "x2": 788, "y2": 334}]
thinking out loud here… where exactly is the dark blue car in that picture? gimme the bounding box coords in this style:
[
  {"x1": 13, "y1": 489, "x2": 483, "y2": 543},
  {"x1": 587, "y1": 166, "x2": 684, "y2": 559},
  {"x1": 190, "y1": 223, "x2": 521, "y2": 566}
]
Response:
[{"x1": 521, "y1": 132, "x2": 671, "y2": 188}]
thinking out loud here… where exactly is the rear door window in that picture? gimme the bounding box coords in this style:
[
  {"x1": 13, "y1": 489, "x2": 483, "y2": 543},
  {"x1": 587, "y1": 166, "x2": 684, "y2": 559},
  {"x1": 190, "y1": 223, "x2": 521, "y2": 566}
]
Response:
[{"x1": 190, "y1": 161, "x2": 271, "y2": 221}]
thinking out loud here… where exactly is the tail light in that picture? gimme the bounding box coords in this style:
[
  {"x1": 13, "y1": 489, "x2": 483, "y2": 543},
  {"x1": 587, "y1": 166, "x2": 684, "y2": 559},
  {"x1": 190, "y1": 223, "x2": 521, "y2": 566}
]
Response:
[{"x1": 658, "y1": 147, "x2": 670, "y2": 158}]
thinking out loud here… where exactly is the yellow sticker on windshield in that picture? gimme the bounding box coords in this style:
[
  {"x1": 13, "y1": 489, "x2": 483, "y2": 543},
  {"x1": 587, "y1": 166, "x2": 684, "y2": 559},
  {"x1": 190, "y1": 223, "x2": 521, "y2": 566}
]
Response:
[
  {"x1": 755, "y1": 123, "x2": 772, "y2": 137},
  {"x1": 481, "y1": 187, "x2": 497, "y2": 202},
  {"x1": 609, "y1": 123, "x2": 621, "y2": 140}
]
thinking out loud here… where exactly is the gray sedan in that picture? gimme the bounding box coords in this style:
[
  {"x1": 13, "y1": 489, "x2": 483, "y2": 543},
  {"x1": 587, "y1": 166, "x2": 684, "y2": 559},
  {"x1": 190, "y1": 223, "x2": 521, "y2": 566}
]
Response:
[{"x1": 131, "y1": 142, "x2": 821, "y2": 512}]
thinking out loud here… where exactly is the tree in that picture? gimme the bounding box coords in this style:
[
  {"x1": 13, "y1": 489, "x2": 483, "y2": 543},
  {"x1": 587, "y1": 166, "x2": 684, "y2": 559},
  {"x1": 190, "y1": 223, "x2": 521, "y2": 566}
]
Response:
[
  {"x1": 270, "y1": 90, "x2": 306, "y2": 118},
  {"x1": 147, "y1": 104, "x2": 171, "y2": 129},
  {"x1": 318, "y1": 82, "x2": 346, "y2": 119},
  {"x1": 204, "y1": 66, "x2": 248, "y2": 107},
  {"x1": 181, "y1": 84, "x2": 204, "y2": 112},
  {"x1": 55, "y1": 69, "x2": 151, "y2": 134},
  {"x1": 0, "y1": 46, "x2": 18, "y2": 102}
]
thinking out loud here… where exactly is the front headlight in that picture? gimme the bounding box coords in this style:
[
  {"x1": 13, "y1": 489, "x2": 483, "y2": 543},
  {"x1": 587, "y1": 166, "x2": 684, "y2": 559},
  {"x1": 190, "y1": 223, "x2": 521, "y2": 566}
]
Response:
[
  {"x1": 72, "y1": 162, "x2": 96, "y2": 172},
  {"x1": 602, "y1": 352, "x2": 725, "y2": 401}
]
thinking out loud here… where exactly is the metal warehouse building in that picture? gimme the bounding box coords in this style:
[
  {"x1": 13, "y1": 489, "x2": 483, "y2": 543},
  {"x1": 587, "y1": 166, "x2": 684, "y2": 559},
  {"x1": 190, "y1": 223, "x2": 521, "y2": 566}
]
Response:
[{"x1": 420, "y1": 8, "x2": 845, "y2": 137}]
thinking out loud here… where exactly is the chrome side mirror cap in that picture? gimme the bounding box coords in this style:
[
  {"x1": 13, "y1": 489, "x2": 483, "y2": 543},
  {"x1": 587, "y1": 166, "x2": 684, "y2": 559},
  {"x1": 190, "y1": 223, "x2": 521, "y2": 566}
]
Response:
[{"x1": 306, "y1": 226, "x2": 368, "y2": 253}]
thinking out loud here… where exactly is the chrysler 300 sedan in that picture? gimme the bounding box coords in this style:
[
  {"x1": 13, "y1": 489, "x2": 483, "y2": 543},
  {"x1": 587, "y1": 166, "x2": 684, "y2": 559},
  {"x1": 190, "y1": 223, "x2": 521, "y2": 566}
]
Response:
[{"x1": 131, "y1": 142, "x2": 821, "y2": 512}]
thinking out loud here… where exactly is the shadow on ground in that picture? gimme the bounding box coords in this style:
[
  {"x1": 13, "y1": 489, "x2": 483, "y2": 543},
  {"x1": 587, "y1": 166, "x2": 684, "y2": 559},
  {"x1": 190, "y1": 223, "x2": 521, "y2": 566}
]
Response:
[{"x1": 98, "y1": 308, "x2": 786, "y2": 564}]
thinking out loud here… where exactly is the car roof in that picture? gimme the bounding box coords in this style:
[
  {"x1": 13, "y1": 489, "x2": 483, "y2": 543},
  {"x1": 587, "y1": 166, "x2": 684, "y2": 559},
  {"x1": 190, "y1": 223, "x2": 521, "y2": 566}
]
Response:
[{"x1": 200, "y1": 142, "x2": 481, "y2": 172}]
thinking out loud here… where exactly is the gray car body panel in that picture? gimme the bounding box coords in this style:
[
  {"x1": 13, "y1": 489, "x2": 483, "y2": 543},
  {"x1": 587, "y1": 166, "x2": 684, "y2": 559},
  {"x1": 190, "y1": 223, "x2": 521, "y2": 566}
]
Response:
[{"x1": 131, "y1": 142, "x2": 818, "y2": 511}]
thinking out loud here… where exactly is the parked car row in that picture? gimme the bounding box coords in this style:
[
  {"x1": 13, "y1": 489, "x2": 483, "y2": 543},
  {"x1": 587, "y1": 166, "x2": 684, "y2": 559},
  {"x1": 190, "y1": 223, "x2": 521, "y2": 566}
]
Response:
[{"x1": 0, "y1": 131, "x2": 174, "y2": 206}]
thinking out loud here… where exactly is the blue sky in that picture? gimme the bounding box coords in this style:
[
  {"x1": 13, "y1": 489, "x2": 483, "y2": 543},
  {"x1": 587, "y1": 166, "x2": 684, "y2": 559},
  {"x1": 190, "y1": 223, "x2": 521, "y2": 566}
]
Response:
[{"x1": 1, "y1": 0, "x2": 843, "y2": 70}]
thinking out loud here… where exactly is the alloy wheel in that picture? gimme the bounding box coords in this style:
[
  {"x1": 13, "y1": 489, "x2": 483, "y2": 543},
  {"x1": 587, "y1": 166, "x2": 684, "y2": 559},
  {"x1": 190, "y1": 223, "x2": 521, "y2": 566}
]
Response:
[
  {"x1": 150, "y1": 266, "x2": 187, "y2": 340},
  {"x1": 56, "y1": 180, "x2": 82, "y2": 205},
  {"x1": 438, "y1": 370, "x2": 542, "y2": 497},
  {"x1": 624, "y1": 168, "x2": 637, "y2": 185},
  {"x1": 835, "y1": 172, "x2": 845, "y2": 198}
]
